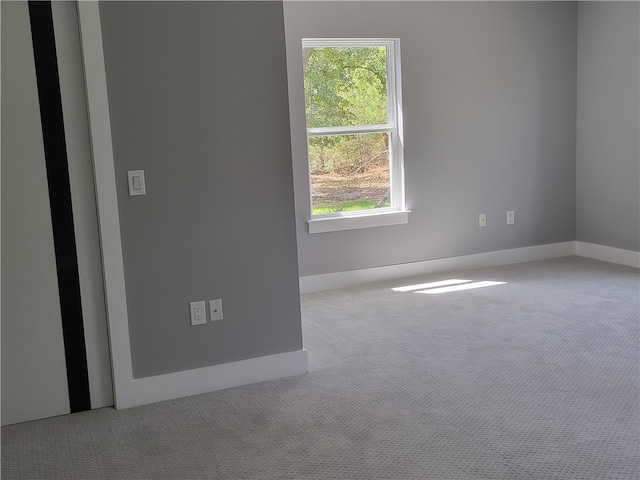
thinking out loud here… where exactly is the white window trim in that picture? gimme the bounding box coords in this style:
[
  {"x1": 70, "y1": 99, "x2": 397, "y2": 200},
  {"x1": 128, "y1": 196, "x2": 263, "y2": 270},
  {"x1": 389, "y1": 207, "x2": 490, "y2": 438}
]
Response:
[
  {"x1": 308, "y1": 209, "x2": 409, "y2": 234},
  {"x1": 303, "y1": 38, "x2": 408, "y2": 234}
]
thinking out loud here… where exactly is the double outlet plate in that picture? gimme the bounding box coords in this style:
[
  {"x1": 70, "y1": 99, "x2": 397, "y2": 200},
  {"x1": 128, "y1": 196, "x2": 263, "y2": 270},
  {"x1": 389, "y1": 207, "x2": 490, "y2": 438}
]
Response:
[
  {"x1": 190, "y1": 299, "x2": 223, "y2": 326},
  {"x1": 479, "y1": 211, "x2": 515, "y2": 227}
]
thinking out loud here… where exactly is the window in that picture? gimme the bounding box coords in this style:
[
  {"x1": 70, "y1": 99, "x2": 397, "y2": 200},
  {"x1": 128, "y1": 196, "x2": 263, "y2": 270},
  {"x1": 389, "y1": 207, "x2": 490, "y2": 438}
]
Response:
[{"x1": 302, "y1": 38, "x2": 408, "y2": 234}]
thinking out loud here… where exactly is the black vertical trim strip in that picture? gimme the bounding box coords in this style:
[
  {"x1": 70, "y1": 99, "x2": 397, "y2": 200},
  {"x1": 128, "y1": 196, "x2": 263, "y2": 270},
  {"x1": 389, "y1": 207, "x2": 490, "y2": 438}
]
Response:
[{"x1": 28, "y1": 0, "x2": 91, "y2": 413}]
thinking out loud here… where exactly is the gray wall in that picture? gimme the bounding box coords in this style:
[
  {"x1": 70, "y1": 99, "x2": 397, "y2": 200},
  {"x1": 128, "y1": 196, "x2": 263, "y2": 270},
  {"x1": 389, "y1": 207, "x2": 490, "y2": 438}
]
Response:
[
  {"x1": 2, "y1": 1, "x2": 71, "y2": 424},
  {"x1": 576, "y1": 2, "x2": 640, "y2": 252},
  {"x1": 99, "y1": 1, "x2": 303, "y2": 378},
  {"x1": 284, "y1": 1, "x2": 578, "y2": 277}
]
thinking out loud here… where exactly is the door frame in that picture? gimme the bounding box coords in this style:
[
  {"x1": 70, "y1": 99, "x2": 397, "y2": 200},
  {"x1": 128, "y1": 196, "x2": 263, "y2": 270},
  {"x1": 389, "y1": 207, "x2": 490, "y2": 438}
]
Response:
[{"x1": 77, "y1": 1, "x2": 133, "y2": 409}]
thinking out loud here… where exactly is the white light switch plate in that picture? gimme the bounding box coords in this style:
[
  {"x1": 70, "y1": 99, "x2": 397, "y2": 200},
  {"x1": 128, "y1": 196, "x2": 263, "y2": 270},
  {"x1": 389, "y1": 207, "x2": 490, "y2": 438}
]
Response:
[{"x1": 128, "y1": 170, "x2": 146, "y2": 196}]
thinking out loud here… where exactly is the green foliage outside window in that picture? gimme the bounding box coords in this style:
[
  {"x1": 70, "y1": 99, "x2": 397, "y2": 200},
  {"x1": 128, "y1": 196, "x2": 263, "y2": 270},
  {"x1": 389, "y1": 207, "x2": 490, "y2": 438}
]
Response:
[
  {"x1": 304, "y1": 46, "x2": 387, "y2": 128},
  {"x1": 304, "y1": 46, "x2": 389, "y2": 175},
  {"x1": 304, "y1": 45, "x2": 392, "y2": 214}
]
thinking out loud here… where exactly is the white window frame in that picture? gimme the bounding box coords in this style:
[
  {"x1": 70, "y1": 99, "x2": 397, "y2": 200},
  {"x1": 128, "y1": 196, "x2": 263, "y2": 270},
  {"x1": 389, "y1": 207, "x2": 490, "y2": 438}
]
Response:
[{"x1": 302, "y1": 38, "x2": 409, "y2": 234}]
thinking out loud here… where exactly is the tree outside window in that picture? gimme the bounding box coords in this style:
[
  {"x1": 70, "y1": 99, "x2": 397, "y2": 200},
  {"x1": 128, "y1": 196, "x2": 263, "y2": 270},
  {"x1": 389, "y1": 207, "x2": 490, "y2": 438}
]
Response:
[{"x1": 303, "y1": 39, "x2": 405, "y2": 218}]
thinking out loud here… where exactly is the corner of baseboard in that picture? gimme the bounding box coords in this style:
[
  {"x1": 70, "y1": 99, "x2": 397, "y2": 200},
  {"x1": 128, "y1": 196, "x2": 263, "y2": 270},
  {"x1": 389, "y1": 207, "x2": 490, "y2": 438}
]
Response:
[
  {"x1": 116, "y1": 349, "x2": 308, "y2": 410},
  {"x1": 575, "y1": 241, "x2": 640, "y2": 268}
]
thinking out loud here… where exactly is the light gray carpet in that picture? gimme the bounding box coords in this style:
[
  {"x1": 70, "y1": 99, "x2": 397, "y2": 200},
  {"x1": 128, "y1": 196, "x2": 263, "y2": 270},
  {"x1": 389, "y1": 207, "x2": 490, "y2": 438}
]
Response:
[{"x1": 2, "y1": 256, "x2": 639, "y2": 479}]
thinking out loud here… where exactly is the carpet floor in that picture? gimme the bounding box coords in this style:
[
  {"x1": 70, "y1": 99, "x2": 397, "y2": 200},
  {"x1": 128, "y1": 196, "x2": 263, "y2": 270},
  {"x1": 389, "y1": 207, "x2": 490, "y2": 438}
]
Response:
[{"x1": 2, "y1": 256, "x2": 639, "y2": 479}]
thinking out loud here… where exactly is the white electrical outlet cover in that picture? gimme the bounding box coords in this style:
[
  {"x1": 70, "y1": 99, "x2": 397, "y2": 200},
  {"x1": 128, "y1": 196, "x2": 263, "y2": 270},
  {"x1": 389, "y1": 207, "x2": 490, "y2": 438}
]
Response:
[{"x1": 190, "y1": 301, "x2": 206, "y2": 326}]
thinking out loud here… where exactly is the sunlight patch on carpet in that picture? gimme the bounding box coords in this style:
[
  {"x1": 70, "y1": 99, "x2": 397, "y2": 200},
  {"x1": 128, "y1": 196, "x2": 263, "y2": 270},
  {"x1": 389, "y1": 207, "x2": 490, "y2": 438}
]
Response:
[
  {"x1": 417, "y1": 281, "x2": 506, "y2": 294},
  {"x1": 392, "y1": 279, "x2": 507, "y2": 294},
  {"x1": 392, "y1": 279, "x2": 471, "y2": 292}
]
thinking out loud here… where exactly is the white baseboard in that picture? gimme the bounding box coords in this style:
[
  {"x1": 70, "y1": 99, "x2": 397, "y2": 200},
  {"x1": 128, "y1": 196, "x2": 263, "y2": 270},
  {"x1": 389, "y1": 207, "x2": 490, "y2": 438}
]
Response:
[
  {"x1": 116, "y1": 349, "x2": 308, "y2": 409},
  {"x1": 300, "y1": 242, "x2": 576, "y2": 294},
  {"x1": 109, "y1": 241, "x2": 635, "y2": 410},
  {"x1": 575, "y1": 241, "x2": 640, "y2": 268}
]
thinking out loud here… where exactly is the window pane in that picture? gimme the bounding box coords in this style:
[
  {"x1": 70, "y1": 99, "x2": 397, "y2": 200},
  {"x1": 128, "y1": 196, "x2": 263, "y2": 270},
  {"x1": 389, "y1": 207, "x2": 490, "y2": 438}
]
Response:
[
  {"x1": 309, "y1": 133, "x2": 390, "y2": 215},
  {"x1": 303, "y1": 46, "x2": 388, "y2": 128}
]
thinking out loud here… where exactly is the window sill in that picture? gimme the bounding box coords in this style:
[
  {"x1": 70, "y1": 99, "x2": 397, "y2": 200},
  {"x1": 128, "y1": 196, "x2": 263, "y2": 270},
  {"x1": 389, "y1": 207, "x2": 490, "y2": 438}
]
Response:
[{"x1": 307, "y1": 209, "x2": 410, "y2": 234}]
